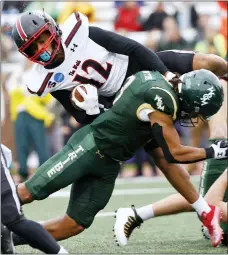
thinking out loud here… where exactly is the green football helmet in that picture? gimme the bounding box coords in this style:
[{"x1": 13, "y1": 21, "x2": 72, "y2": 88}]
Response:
[{"x1": 178, "y1": 69, "x2": 224, "y2": 126}]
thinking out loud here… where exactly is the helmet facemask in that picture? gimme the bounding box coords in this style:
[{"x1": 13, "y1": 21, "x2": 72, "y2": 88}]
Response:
[
  {"x1": 18, "y1": 21, "x2": 61, "y2": 66},
  {"x1": 178, "y1": 100, "x2": 202, "y2": 127}
]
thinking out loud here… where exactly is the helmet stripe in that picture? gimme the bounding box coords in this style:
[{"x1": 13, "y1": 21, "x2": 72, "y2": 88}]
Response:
[{"x1": 16, "y1": 18, "x2": 27, "y2": 40}]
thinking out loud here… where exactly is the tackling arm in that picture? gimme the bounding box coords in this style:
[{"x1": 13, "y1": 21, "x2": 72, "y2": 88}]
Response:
[
  {"x1": 156, "y1": 50, "x2": 228, "y2": 77},
  {"x1": 149, "y1": 111, "x2": 208, "y2": 164},
  {"x1": 192, "y1": 53, "x2": 228, "y2": 76}
]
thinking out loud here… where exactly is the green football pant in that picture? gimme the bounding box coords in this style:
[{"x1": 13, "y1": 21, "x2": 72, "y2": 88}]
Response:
[
  {"x1": 199, "y1": 139, "x2": 228, "y2": 236},
  {"x1": 25, "y1": 126, "x2": 120, "y2": 228}
]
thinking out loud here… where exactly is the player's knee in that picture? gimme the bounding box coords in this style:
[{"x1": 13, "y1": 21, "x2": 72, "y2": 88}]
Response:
[
  {"x1": 53, "y1": 215, "x2": 85, "y2": 238},
  {"x1": 1, "y1": 204, "x2": 23, "y2": 228},
  {"x1": 67, "y1": 218, "x2": 85, "y2": 236},
  {"x1": 17, "y1": 183, "x2": 33, "y2": 203}
]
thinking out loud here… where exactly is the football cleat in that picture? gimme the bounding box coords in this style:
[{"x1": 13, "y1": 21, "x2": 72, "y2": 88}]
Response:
[
  {"x1": 201, "y1": 225, "x2": 210, "y2": 240},
  {"x1": 1, "y1": 224, "x2": 15, "y2": 254},
  {"x1": 221, "y1": 233, "x2": 227, "y2": 246},
  {"x1": 114, "y1": 205, "x2": 143, "y2": 246},
  {"x1": 201, "y1": 205, "x2": 223, "y2": 247}
]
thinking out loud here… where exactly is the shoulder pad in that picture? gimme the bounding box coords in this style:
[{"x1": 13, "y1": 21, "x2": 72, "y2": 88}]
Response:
[
  {"x1": 25, "y1": 65, "x2": 54, "y2": 97},
  {"x1": 149, "y1": 87, "x2": 178, "y2": 120},
  {"x1": 61, "y1": 12, "x2": 89, "y2": 48}
]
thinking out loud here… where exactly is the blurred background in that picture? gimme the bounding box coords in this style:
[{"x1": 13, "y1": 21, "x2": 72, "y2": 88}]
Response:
[{"x1": 1, "y1": 1, "x2": 227, "y2": 182}]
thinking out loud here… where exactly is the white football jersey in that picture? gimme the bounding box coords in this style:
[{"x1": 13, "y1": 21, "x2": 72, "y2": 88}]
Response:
[
  {"x1": 1, "y1": 144, "x2": 12, "y2": 169},
  {"x1": 25, "y1": 12, "x2": 129, "y2": 97}
]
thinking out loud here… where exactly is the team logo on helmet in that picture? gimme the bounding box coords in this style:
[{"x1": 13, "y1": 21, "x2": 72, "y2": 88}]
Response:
[{"x1": 200, "y1": 87, "x2": 215, "y2": 106}]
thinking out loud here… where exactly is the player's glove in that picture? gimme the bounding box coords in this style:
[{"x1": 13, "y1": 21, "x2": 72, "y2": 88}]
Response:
[
  {"x1": 219, "y1": 73, "x2": 228, "y2": 82},
  {"x1": 206, "y1": 140, "x2": 228, "y2": 159},
  {"x1": 72, "y1": 84, "x2": 100, "y2": 115},
  {"x1": 165, "y1": 71, "x2": 176, "y2": 81}
]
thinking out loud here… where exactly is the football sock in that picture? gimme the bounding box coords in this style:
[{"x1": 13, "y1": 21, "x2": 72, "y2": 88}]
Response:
[
  {"x1": 191, "y1": 194, "x2": 211, "y2": 216},
  {"x1": 137, "y1": 204, "x2": 154, "y2": 221},
  {"x1": 59, "y1": 246, "x2": 68, "y2": 253},
  {"x1": 9, "y1": 218, "x2": 61, "y2": 254}
]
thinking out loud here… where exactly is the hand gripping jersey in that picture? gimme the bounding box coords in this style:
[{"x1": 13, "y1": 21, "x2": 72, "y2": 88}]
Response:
[
  {"x1": 25, "y1": 12, "x2": 128, "y2": 97},
  {"x1": 91, "y1": 71, "x2": 179, "y2": 161}
]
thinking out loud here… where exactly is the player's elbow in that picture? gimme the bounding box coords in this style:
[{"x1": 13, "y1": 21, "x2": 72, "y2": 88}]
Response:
[
  {"x1": 164, "y1": 146, "x2": 189, "y2": 164},
  {"x1": 163, "y1": 147, "x2": 182, "y2": 163}
]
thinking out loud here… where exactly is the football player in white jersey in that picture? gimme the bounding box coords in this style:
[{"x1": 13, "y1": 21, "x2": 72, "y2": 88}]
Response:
[
  {"x1": 12, "y1": 11, "x2": 173, "y2": 119},
  {"x1": 11, "y1": 11, "x2": 227, "y2": 123}
]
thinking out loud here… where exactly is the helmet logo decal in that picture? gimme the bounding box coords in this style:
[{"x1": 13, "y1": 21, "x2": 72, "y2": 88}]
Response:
[
  {"x1": 154, "y1": 95, "x2": 165, "y2": 111},
  {"x1": 200, "y1": 86, "x2": 215, "y2": 106},
  {"x1": 16, "y1": 18, "x2": 27, "y2": 40}
]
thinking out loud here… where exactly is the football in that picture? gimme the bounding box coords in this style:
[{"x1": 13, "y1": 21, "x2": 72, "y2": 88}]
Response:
[{"x1": 71, "y1": 85, "x2": 87, "y2": 102}]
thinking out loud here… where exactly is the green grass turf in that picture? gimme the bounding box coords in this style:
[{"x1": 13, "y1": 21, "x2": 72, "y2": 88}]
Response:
[{"x1": 16, "y1": 179, "x2": 226, "y2": 254}]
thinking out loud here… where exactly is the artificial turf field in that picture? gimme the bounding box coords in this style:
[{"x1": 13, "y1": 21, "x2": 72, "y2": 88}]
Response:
[{"x1": 16, "y1": 176, "x2": 227, "y2": 254}]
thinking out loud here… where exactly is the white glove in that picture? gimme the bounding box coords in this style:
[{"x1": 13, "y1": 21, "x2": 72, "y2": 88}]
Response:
[
  {"x1": 71, "y1": 84, "x2": 100, "y2": 115},
  {"x1": 210, "y1": 140, "x2": 228, "y2": 159},
  {"x1": 165, "y1": 71, "x2": 176, "y2": 81}
]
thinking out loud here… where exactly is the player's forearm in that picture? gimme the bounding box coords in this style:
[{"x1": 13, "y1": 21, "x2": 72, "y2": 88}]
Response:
[
  {"x1": 156, "y1": 50, "x2": 195, "y2": 75},
  {"x1": 193, "y1": 53, "x2": 228, "y2": 76},
  {"x1": 152, "y1": 122, "x2": 208, "y2": 164},
  {"x1": 170, "y1": 146, "x2": 207, "y2": 164}
]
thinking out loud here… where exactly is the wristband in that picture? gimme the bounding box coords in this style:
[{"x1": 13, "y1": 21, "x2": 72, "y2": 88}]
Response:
[{"x1": 205, "y1": 147, "x2": 214, "y2": 159}]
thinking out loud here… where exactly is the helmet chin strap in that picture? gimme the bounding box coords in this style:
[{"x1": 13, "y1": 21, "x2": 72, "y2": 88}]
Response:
[
  {"x1": 178, "y1": 74, "x2": 185, "y2": 94},
  {"x1": 177, "y1": 82, "x2": 183, "y2": 95},
  {"x1": 40, "y1": 50, "x2": 51, "y2": 62}
]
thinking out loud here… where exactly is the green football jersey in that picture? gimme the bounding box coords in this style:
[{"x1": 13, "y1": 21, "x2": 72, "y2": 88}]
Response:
[{"x1": 91, "y1": 71, "x2": 179, "y2": 161}]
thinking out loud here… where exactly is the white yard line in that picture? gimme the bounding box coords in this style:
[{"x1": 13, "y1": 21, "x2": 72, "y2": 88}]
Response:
[
  {"x1": 43, "y1": 187, "x2": 175, "y2": 220},
  {"x1": 115, "y1": 175, "x2": 199, "y2": 185},
  {"x1": 96, "y1": 211, "x2": 115, "y2": 217},
  {"x1": 60, "y1": 176, "x2": 199, "y2": 191},
  {"x1": 49, "y1": 187, "x2": 175, "y2": 198}
]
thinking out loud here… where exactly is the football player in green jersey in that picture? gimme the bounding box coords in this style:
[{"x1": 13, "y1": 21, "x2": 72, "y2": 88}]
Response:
[
  {"x1": 13, "y1": 70, "x2": 227, "y2": 249},
  {"x1": 114, "y1": 75, "x2": 228, "y2": 247}
]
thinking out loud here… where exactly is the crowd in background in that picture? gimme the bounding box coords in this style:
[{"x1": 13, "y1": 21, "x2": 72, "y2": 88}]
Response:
[{"x1": 1, "y1": 1, "x2": 227, "y2": 182}]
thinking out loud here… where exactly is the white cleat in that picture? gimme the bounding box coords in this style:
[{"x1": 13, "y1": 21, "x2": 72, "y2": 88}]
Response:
[{"x1": 113, "y1": 205, "x2": 143, "y2": 247}]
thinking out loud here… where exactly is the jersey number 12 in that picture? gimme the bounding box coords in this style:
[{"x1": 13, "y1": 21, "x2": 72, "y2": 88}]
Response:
[{"x1": 72, "y1": 59, "x2": 112, "y2": 88}]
